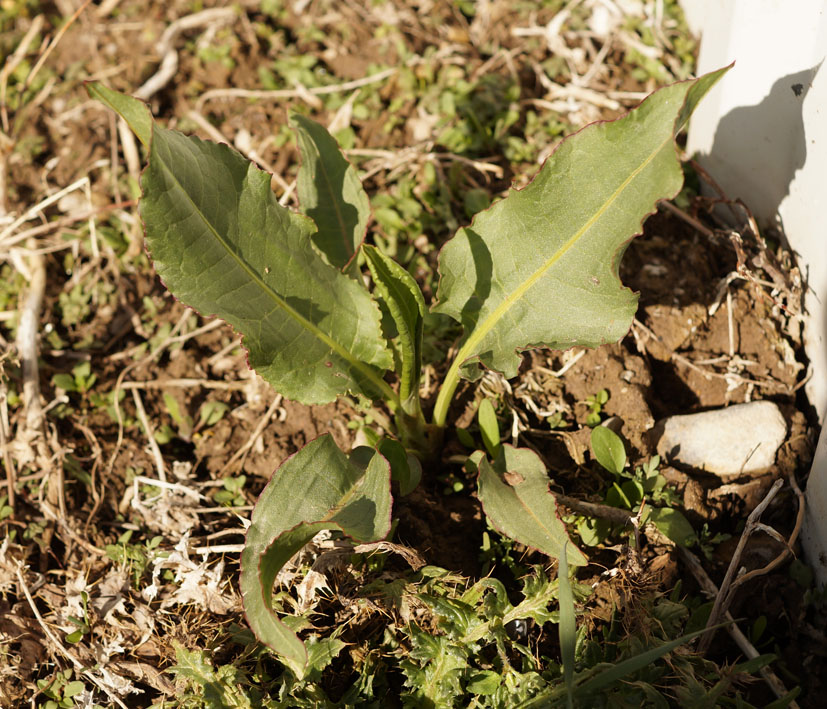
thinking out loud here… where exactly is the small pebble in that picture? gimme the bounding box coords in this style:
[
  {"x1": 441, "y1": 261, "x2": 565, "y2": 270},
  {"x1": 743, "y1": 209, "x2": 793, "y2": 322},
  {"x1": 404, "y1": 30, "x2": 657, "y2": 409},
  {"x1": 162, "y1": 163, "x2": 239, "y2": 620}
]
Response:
[{"x1": 654, "y1": 401, "x2": 786, "y2": 477}]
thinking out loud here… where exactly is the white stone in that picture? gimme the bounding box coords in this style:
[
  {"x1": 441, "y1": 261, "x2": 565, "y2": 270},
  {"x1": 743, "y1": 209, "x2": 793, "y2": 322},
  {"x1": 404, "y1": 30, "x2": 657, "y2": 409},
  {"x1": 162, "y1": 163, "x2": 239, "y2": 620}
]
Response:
[{"x1": 655, "y1": 401, "x2": 787, "y2": 477}]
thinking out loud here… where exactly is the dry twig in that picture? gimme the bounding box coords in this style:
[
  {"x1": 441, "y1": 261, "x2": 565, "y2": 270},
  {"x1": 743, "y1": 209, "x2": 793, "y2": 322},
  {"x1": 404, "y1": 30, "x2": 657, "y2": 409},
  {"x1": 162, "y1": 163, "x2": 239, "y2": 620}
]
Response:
[
  {"x1": 698, "y1": 478, "x2": 794, "y2": 653},
  {"x1": 678, "y1": 547, "x2": 799, "y2": 707}
]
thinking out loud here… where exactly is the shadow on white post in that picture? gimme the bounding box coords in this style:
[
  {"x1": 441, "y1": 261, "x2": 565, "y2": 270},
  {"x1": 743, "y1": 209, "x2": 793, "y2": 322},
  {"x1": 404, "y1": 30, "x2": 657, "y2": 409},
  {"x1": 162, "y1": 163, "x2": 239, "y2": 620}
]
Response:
[{"x1": 680, "y1": 0, "x2": 827, "y2": 583}]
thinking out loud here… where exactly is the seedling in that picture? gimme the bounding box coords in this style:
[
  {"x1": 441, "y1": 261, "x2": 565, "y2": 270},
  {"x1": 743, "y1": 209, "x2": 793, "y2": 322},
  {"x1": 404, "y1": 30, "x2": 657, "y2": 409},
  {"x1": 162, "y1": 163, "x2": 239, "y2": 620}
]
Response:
[
  {"x1": 35, "y1": 670, "x2": 85, "y2": 709},
  {"x1": 154, "y1": 392, "x2": 193, "y2": 444},
  {"x1": 214, "y1": 475, "x2": 248, "y2": 507},
  {"x1": 51, "y1": 360, "x2": 96, "y2": 395},
  {"x1": 198, "y1": 400, "x2": 229, "y2": 427},
  {"x1": 90, "y1": 65, "x2": 728, "y2": 675},
  {"x1": 584, "y1": 388, "x2": 609, "y2": 427},
  {"x1": 586, "y1": 426, "x2": 696, "y2": 548},
  {"x1": 65, "y1": 590, "x2": 90, "y2": 644},
  {"x1": 105, "y1": 530, "x2": 163, "y2": 588},
  {"x1": 0, "y1": 494, "x2": 13, "y2": 522}
]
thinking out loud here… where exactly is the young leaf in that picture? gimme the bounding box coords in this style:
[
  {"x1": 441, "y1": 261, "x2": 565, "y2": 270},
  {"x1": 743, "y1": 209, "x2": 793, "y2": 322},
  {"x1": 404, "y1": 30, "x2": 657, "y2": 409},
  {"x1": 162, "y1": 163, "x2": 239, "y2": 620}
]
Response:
[
  {"x1": 240, "y1": 434, "x2": 391, "y2": 677},
  {"x1": 122, "y1": 108, "x2": 395, "y2": 406},
  {"x1": 431, "y1": 67, "x2": 729, "y2": 426},
  {"x1": 590, "y1": 426, "x2": 626, "y2": 475},
  {"x1": 477, "y1": 445, "x2": 587, "y2": 565},
  {"x1": 477, "y1": 398, "x2": 501, "y2": 459},
  {"x1": 377, "y1": 437, "x2": 422, "y2": 496},
  {"x1": 647, "y1": 507, "x2": 698, "y2": 547},
  {"x1": 291, "y1": 113, "x2": 370, "y2": 271},
  {"x1": 363, "y1": 244, "x2": 426, "y2": 409}
]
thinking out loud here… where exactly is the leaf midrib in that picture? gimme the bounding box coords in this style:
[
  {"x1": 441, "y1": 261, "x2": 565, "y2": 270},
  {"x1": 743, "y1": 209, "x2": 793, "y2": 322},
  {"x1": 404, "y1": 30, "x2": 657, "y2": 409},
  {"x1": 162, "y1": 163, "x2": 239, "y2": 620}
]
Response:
[
  {"x1": 456, "y1": 131, "x2": 671, "y2": 365},
  {"x1": 155, "y1": 136, "x2": 395, "y2": 403}
]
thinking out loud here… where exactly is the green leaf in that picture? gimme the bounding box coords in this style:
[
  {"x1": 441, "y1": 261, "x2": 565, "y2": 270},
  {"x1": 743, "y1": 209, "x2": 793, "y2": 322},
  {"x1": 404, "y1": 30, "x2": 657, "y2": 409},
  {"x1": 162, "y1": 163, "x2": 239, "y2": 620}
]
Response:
[
  {"x1": 431, "y1": 67, "x2": 729, "y2": 427},
  {"x1": 240, "y1": 435, "x2": 391, "y2": 677},
  {"x1": 199, "y1": 400, "x2": 229, "y2": 426},
  {"x1": 291, "y1": 113, "x2": 370, "y2": 271},
  {"x1": 477, "y1": 398, "x2": 501, "y2": 459},
  {"x1": 51, "y1": 373, "x2": 76, "y2": 392},
  {"x1": 62, "y1": 681, "x2": 85, "y2": 699},
  {"x1": 377, "y1": 437, "x2": 421, "y2": 496},
  {"x1": 466, "y1": 670, "x2": 500, "y2": 695},
  {"x1": 558, "y1": 544, "x2": 576, "y2": 709},
  {"x1": 477, "y1": 445, "x2": 587, "y2": 565},
  {"x1": 136, "y1": 119, "x2": 394, "y2": 406},
  {"x1": 648, "y1": 507, "x2": 697, "y2": 547},
  {"x1": 169, "y1": 642, "x2": 238, "y2": 709},
  {"x1": 456, "y1": 427, "x2": 475, "y2": 448},
  {"x1": 733, "y1": 653, "x2": 776, "y2": 675},
  {"x1": 764, "y1": 688, "x2": 802, "y2": 709},
  {"x1": 364, "y1": 244, "x2": 426, "y2": 408},
  {"x1": 590, "y1": 426, "x2": 626, "y2": 475},
  {"x1": 85, "y1": 82, "x2": 152, "y2": 147},
  {"x1": 305, "y1": 637, "x2": 347, "y2": 674}
]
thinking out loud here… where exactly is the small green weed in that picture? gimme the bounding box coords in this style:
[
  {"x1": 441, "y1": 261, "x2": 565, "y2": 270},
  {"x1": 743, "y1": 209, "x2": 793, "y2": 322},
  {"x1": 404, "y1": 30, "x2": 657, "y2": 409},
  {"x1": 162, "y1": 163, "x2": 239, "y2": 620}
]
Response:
[
  {"x1": 580, "y1": 426, "x2": 696, "y2": 548},
  {"x1": 584, "y1": 389, "x2": 609, "y2": 427},
  {"x1": 35, "y1": 669, "x2": 86, "y2": 709},
  {"x1": 105, "y1": 530, "x2": 163, "y2": 588},
  {"x1": 64, "y1": 591, "x2": 90, "y2": 645}
]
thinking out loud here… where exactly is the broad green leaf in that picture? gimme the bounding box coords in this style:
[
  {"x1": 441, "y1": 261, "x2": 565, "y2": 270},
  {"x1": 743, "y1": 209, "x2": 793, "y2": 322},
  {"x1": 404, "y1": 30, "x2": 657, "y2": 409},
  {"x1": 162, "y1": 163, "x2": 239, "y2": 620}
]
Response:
[
  {"x1": 86, "y1": 82, "x2": 152, "y2": 147},
  {"x1": 590, "y1": 426, "x2": 627, "y2": 475},
  {"x1": 240, "y1": 435, "x2": 391, "y2": 677},
  {"x1": 466, "y1": 671, "x2": 501, "y2": 695},
  {"x1": 647, "y1": 507, "x2": 697, "y2": 547},
  {"x1": 477, "y1": 445, "x2": 587, "y2": 565},
  {"x1": 305, "y1": 637, "x2": 347, "y2": 675},
  {"x1": 137, "y1": 120, "x2": 394, "y2": 406},
  {"x1": 477, "y1": 398, "x2": 501, "y2": 459},
  {"x1": 291, "y1": 113, "x2": 370, "y2": 271},
  {"x1": 432, "y1": 67, "x2": 729, "y2": 426},
  {"x1": 364, "y1": 244, "x2": 426, "y2": 409}
]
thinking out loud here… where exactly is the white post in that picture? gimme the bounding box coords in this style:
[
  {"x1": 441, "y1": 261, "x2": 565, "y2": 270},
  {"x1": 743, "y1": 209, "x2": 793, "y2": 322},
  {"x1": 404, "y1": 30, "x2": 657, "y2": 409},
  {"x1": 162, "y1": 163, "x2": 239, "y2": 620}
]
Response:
[{"x1": 680, "y1": 0, "x2": 827, "y2": 583}]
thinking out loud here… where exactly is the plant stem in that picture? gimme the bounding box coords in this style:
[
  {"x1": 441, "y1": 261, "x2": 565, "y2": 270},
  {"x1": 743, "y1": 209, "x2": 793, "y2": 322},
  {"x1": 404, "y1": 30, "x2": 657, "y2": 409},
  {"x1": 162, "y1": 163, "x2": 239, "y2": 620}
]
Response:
[{"x1": 431, "y1": 354, "x2": 464, "y2": 428}]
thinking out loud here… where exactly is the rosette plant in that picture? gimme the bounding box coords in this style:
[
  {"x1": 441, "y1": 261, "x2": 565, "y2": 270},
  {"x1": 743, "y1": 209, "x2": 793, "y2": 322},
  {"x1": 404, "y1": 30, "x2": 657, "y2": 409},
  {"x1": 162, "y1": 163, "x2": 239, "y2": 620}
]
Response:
[{"x1": 90, "y1": 64, "x2": 727, "y2": 676}]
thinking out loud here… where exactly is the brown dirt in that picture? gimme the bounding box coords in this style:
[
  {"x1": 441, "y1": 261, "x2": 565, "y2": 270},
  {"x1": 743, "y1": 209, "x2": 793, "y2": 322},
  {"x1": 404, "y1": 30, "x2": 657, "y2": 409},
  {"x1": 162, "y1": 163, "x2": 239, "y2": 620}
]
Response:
[{"x1": 0, "y1": 1, "x2": 822, "y2": 706}]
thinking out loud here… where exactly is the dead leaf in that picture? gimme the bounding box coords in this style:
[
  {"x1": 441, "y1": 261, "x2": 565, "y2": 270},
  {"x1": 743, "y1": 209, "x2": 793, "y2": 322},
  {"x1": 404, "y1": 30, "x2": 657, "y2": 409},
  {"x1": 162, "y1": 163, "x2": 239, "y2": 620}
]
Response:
[{"x1": 503, "y1": 471, "x2": 525, "y2": 486}]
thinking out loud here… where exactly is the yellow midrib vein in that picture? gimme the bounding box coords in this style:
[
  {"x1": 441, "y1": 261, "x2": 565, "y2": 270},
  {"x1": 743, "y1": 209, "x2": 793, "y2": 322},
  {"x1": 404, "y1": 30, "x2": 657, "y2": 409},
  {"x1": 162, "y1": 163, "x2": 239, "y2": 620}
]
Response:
[{"x1": 455, "y1": 132, "x2": 672, "y2": 364}]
